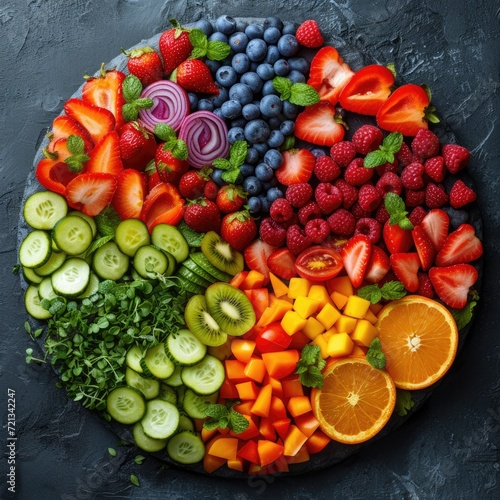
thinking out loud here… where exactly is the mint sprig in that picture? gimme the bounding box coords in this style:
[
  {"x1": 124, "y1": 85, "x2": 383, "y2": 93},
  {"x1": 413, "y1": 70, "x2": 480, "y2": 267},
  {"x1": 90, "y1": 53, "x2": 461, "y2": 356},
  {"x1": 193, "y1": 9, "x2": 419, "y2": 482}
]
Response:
[
  {"x1": 364, "y1": 132, "x2": 403, "y2": 168},
  {"x1": 395, "y1": 389, "x2": 415, "y2": 416},
  {"x1": 203, "y1": 402, "x2": 249, "y2": 434},
  {"x1": 212, "y1": 140, "x2": 247, "y2": 183},
  {"x1": 64, "y1": 134, "x2": 90, "y2": 172},
  {"x1": 451, "y1": 294, "x2": 479, "y2": 330},
  {"x1": 122, "y1": 74, "x2": 153, "y2": 122},
  {"x1": 296, "y1": 344, "x2": 326, "y2": 388},
  {"x1": 154, "y1": 124, "x2": 188, "y2": 160},
  {"x1": 189, "y1": 28, "x2": 231, "y2": 61},
  {"x1": 366, "y1": 338, "x2": 386, "y2": 370},
  {"x1": 273, "y1": 76, "x2": 320, "y2": 106},
  {"x1": 384, "y1": 192, "x2": 413, "y2": 230},
  {"x1": 357, "y1": 281, "x2": 407, "y2": 304}
]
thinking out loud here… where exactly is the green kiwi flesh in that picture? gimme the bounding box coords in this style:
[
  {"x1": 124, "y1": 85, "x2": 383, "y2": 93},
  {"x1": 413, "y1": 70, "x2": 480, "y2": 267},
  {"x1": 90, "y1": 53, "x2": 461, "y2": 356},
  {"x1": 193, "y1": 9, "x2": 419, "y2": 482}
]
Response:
[{"x1": 201, "y1": 232, "x2": 244, "y2": 276}]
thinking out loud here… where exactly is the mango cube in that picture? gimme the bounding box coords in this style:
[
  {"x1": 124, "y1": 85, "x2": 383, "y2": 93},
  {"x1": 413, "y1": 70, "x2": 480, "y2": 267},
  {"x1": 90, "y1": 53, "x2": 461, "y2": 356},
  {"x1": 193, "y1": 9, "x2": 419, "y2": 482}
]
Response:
[
  {"x1": 293, "y1": 296, "x2": 320, "y2": 319},
  {"x1": 326, "y1": 276, "x2": 354, "y2": 297},
  {"x1": 307, "y1": 285, "x2": 332, "y2": 309},
  {"x1": 363, "y1": 308, "x2": 378, "y2": 325},
  {"x1": 350, "y1": 344, "x2": 367, "y2": 357},
  {"x1": 281, "y1": 310, "x2": 307, "y2": 336},
  {"x1": 343, "y1": 295, "x2": 371, "y2": 319},
  {"x1": 311, "y1": 334, "x2": 329, "y2": 359},
  {"x1": 269, "y1": 272, "x2": 289, "y2": 298},
  {"x1": 350, "y1": 319, "x2": 379, "y2": 347},
  {"x1": 369, "y1": 302, "x2": 384, "y2": 315},
  {"x1": 330, "y1": 291, "x2": 349, "y2": 310},
  {"x1": 322, "y1": 329, "x2": 336, "y2": 341},
  {"x1": 335, "y1": 314, "x2": 357, "y2": 333},
  {"x1": 303, "y1": 317, "x2": 325, "y2": 340},
  {"x1": 288, "y1": 277, "x2": 312, "y2": 299},
  {"x1": 327, "y1": 332, "x2": 354, "y2": 358},
  {"x1": 315, "y1": 302, "x2": 341, "y2": 330}
]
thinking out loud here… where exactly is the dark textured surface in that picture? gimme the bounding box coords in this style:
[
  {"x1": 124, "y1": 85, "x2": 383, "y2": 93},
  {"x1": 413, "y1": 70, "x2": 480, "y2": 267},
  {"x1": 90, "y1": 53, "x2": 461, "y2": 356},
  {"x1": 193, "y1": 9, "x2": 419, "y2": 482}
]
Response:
[{"x1": 1, "y1": 1, "x2": 499, "y2": 498}]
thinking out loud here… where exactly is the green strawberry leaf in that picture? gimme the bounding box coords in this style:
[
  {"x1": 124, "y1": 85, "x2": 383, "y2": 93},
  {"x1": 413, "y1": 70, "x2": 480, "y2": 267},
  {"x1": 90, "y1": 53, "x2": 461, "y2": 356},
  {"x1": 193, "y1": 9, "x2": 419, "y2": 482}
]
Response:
[{"x1": 289, "y1": 83, "x2": 320, "y2": 106}]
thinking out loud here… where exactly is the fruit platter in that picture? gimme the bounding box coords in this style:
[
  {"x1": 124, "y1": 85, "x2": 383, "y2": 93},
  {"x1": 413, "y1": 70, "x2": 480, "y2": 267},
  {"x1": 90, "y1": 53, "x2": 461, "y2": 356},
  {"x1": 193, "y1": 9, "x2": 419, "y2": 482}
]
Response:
[{"x1": 18, "y1": 14, "x2": 483, "y2": 478}]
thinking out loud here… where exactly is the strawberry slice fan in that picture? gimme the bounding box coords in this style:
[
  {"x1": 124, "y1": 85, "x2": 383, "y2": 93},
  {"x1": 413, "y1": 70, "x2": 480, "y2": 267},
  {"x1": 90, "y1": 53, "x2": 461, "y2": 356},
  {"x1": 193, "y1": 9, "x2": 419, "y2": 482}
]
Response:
[{"x1": 19, "y1": 16, "x2": 482, "y2": 478}]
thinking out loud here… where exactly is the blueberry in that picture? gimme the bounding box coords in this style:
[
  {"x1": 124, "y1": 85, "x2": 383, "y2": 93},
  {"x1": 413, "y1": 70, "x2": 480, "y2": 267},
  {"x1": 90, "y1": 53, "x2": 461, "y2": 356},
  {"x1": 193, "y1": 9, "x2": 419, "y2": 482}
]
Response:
[
  {"x1": 442, "y1": 206, "x2": 469, "y2": 228},
  {"x1": 205, "y1": 59, "x2": 222, "y2": 75},
  {"x1": 216, "y1": 65, "x2": 238, "y2": 87},
  {"x1": 212, "y1": 108, "x2": 224, "y2": 120},
  {"x1": 240, "y1": 72, "x2": 263, "y2": 93},
  {"x1": 211, "y1": 168, "x2": 227, "y2": 186},
  {"x1": 288, "y1": 70, "x2": 306, "y2": 84},
  {"x1": 265, "y1": 45, "x2": 280, "y2": 65},
  {"x1": 267, "y1": 186, "x2": 284, "y2": 203},
  {"x1": 230, "y1": 117, "x2": 247, "y2": 129},
  {"x1": 236, "y1": 19, "x2": 248, "y2": 32},
  {"x1": 239, "y1": 163, "x2": 255, "y2": 177},
  {"x1": 229, "y1": 83, "x2": 254, "y2": 105},
  {"x1": 253, "y1": 142, "x2": 269, "y2": 156},
  {"x1": 277, "y1": 34, "x2": 300, "y2": 57},
  {"x1": 247, "y1": 196, "x2": 262, "y2": 214},
  {"x1": 245, "y1": 147, "x2": 260, "y2": 165},
  {"x1": 259, "y1": 195, "x2": 271, "y2": 213},
  {"x1": 267, "y1": 130, "x2": 285, "y2": 148},
  {"x1": 262, "y1": 79, "x2": 279, "y2": 96},
  {"x1": 221, "y1": 100, "x2": 242, "y2": 120},
  {"x1": 228, "y1": 126, "x2": 245, "y2": 144},
  {"x1": 268, "y1": 116, "x2": 282, "y2": 130},
  {"x1": 215, "y1": 15, "x2": 237, "y2": 35},
  {"x1": 262, "y1": 178, "x2": 278, "y2": 190},
  {"x1": 264, "y1": 27, "x2": 281, "y2": 44},
  {"x1": 245, "y1": 23, "x2": 264, "y2": 40},
  {"x1": 282, "y1": 100, "x2": 299, "y2": 120},
  {"x1": 279, "y1": 120, "x2": 295, "y2": 136},
  {"x1": 242, "y1": 103, "x2": 261, "y2": 121},
  {"x1": 197, "y1": 98, "x2": 214, "y2": 112},
  {"x1": 273, "y1": 59, "x2": 290, "y2": 76},
  {"x1": 194, "y1": 19, "x2": 213, "y2": 36},
  {"x1": 282, "y1": 21, "x2": 298, "y2": 35},
  {"x1": 255, "y1": 163, "x2": 274, "y2": 182},
  {"x1": 264, "y1": 16, "x2": 284, "y2": 31},
  {"x1": 264, "y1": 149, "x2": 283, "y2": 169},
  {"x1": 244, "y1": 119, "x2": 271, "y2": 144},
  {"x1": 311, "y1": 148, "x2": 327, "y2": 158},
  {"x1": 187, "y1": 92, "x2": 198, "y2": 111},
  {"x1": 209, "y1": 32, "x2": 228, "y2": 43},
  {"x1": 243, "y1": 176, "x2": 262, "y2": 196},
  {"x1": 231, "y1": 53, "x2": 251, "y2": 74},
  {"x1": 256, "y1": 63, "x2": 275, "y2": 81},
  {"x1": 288, "y1": 57, "x2": 309, "y2": 74},
  {"x1": 246, "y1": 38, "x2": 268, "y2": 62},
  {"x1": 210, "y1": 84, "x2": 229, "y2": 108},
  {"x1": 229, "y1": 32, "x2": 249, "y2": 53},
  {"x1": 260, "y1": 94, "x2": 282, "y2": 118}
]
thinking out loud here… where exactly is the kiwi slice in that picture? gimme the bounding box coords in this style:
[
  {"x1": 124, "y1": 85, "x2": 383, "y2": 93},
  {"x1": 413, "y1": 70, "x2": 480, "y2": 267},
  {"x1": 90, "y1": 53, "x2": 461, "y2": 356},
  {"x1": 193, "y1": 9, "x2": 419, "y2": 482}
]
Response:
[
  {"x1": 200, "y1": 232, "x2": 244, "y2": 276},
  {"x1": 205, "y1": 283, "x2": 256, "y2": 337},
  {"x1": 190, "y1": 253, "x2": 232, "y2": 282},
  {"x1": 184, "y1": 294, "x2": 228, "y2": 347}
]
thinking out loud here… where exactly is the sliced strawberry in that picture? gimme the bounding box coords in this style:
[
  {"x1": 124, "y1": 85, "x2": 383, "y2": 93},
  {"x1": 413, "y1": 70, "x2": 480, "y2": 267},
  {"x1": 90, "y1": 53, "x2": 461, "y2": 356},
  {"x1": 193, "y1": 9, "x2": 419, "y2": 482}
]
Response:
[
  {"x1": 389, "y1": 252, "x2": 420, "y2": 292},
  {"x1": 429, "y1": 264, "x2": 478, "y2": 309},
  {"x1": 82, "y1": 66, "x2": 126, "y2": 130},
  {"x1": 243, "y1": 239, "x2": 278, "y2": 280},
  {"x1": 307, "y1": 46, "x2": 354, "y2": 105},
  {"x1": 84, "y1": 131, "x2": 124, "y2": 176},
  {"x1": 340, "y1": 234, "x2": 372, "y2": 288},
  {"x1": 382, "y1": 220, "x2": 413, "y2": 254},
  {"x1": 294, "y1": 101, "x2": 345, "y2": 147},
  {"x1": 65, "y1": 172, "x2": 117, "y2": 217},
  {"x1": 275, "y1": 148, "x2": 315, "y2": 186},
  {"x1": 412, "y1": 224, "x2": 435, "y2": 271},
  {"x1": 364, "y1": 245, "x2": 391, "y2": 284},
  {"x1": 112, "y1": 169, "x2": 147, "y2": 220},
  {"x1": 339, "y1": 64, "x2": 395, "y2": 116},
  {"x1": 435, "y1": 224, "x2": 483, "y2": 267},
  {"x1": 140, "y1": 182, "x2": 184, "y2": 232},
  {"x1": 267, "y1": 248, "x2": 297, "y2": 281},
  {"x1": 420, "y1": 208, "x2": 450, "y2": 253},
  {"x1": 47, "y1": 115, "x2": 94, "y2": 152}
]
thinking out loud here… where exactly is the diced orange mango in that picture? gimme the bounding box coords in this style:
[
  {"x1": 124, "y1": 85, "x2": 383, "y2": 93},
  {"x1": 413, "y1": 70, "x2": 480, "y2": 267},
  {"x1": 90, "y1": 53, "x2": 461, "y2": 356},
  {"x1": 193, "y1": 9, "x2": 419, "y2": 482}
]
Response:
[
  {"x1": 283, "y1": 425, "x2": 308, "y2": 457},
  {"x1": 287, "y1": 396, "x2": 312, "y2": 417},
  {"x1": 330, "y1": 291, "x2": 349, "y2": 310},
  {"x1": 203, "y1": 453, "x2": 226, "y2": 473},
  {"x1": 335, "y1": 314, "x2": 357, "y2": 333},
  {"x1": 225, "y1": 359, "x2": 247, "y2": 381},
  {"x1": 285, "y1": 444, "x2": 310, "y2": 464},
  {"x1": 230, "y1": 339, "x2": 256, "y2": 363},
  {"x1": 343, "y1": 295, "x2": 371, "y2": 319},
  {"x1": 303, "y1": 316, "x2": 325, "y2": 340},
  {"x1": 281, "y1": 374, "x2": 304, "y2": 398},
  {"x1": 363, "y1": 308, "x2": 378, "y2": 325},
  {"x1": 316, "y1": 302, "x2": 341, "y2": 330},
  {"x1": 369, "y1": 302, "x2": 384, "y2": 315},
  {"x1": 241, "y1": 269, "x2": 267, "y2": 289},
  {"x1": 263, "y1": 374, "x2": 284, "y2": 398},
  {"x1": 259, "y1": 418, "x2": 277, "y2": 441},
  {"x1": 281, "y1": 310, "x2": 307, "y2": 335},
  {"x1": 326, "y1": 275, "x2": 354, "y2": 296},
  {"x1": 256, "y1": 299, "x2": 293, "y2": 327},
  {"x1": 251, "y1": 383, "x2": 273, "y2": 418},
  {"x1": 294, "y1": 412, "x2": 320, "y2": 438},
  {"x1": 269, "y1": 272, "x2": 289, "y2": 298},
  {"x1": 326, "y1": 332, "x2": 354, "y2": 357},
  {"x1": 288, "y1": 277, "x2": 312, "y2": 299},
  {"x1": 272, "y1": 417, "x2": 291, "y2": 440},
  {"x1": 350, "y1": 319, "x2": 379, "y2": 347},
  {"x1": 307, "y1": 285, "x2": 333, "y2": 308},
  {"x1": 235, "y1": 380, "x2": 260, "y2": 400},
  {"x1": 243, "y1": 356, "x2": 267, "y2": 383},
  {"x1": 293, "y1": 296, "x2": 320, "y2": 319},
  {"x1": 227, "y1": 457, "x2": 245, "y2": 472},
  {"x1": 206, "y1": 436, "x2": 239, "y2": 460},
  {"x1": 311, "y1": 334, "x2": 329, "y2": 359}
]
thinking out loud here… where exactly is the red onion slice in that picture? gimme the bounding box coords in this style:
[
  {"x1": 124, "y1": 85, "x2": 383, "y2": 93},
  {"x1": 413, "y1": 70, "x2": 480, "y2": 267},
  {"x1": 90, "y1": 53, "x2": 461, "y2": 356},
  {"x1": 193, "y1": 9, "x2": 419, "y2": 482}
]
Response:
[
  {"x1": 179, "y1": 111, "x2": 229, "y2": 169},
  {"x1": 138, "y1": 80, "x2": 189, "y2": 133}
]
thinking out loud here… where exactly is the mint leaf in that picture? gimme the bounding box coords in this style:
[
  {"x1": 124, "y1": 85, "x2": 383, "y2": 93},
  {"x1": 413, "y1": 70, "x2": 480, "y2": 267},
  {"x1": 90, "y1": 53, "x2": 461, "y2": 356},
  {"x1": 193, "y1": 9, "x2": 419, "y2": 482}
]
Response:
[
  {"x1": 289, "y1": 83, "x2": 320, "y2": 106},
  {"x1": 384, "y1": 192, "x2": 413, "y2": 229},
  {"x1": 203, "y1": 419, "x2": 221, "y2": 431},
  {"x1": 206, "y1": 41, "x2": 231, "y2": 61},
  {"x1": 357, "y1": 284, "x2": 383, "y2": 304},
  {"x1": 122, "y1": 74, "x2": 143, "y2": 102},
  {"x1": 154, "y1": 123, "x2": 177, "y2": 142},
  {"x1": 204, "y1": 403, "x2": 227, "y2": 420},
  {"x1": 228, "y1": 408, "x2": 250, "y2": 434},
  {"x1": 366, "y1": 338, "x2": 386, "y2": 370},
  {"x1": 94, "y1": 205, "x2": 121, "y2": 236},
  {"x1": 212, "y1": 158, "x2": 232, "y2": 170},
  {"x1": 398, "y1": 218, "x2": 414, "y2": 231},
  {"x1": 273, "y1": 76, "x2": 293, "y2": 101},
  {"x1": 364, "y1": 150, "x2": 389, "y2": 168},
  {"x1": 64, "y1": 135, "x2": 90, "y2": 172},
  {"x1": 451, "y1": 299, "x2": 478, "y2": 330},
  {"x1": 85, "y1": 234, "x2": 114, "y2": 257},
  {"x1": 296, "y1": 344, "x2": 324, "y2": 388},
  {"x1": 66, "y1": 134, "x2": 85, "y2": 154},
  {"x1": 364, "y1": 132, "x2": 403, "y2": 168},
  {"x1": 130, "y1": 474, "x2": 140, "y2": 487},
  {"x1": 122, "y1": 102, "x2": 139, "y2": 122},
  {"x1": 189, "y1": 28, "x2": 207, "y2": 51},
  {"x1": 380, "y1": 281, "x2": 407, "y2": 300},
  {"x1": 381, "y1": 132, "x2": 403, "y2": 155},
  {"x1": 221, "y1": 167, "x2": 241, "y2": 184},
  {"x1": 229, "y1": 141, "x2": 247, "y2": 167},
  {"x1": 134, "y1": 98, "x2": 153, "y2": 109},
  {"x1": 395, "y1": 389, "x2": 415, "y2": 416},
  {"x1": 300, "y1": 344, "x2": 320, "y2": 365}
]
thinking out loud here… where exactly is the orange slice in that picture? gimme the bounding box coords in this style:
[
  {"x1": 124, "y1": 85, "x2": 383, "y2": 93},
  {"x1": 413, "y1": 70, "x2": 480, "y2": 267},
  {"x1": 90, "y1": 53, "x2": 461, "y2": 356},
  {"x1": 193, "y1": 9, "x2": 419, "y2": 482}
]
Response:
[
  {"x1": 311, "y1": 358, "x2": 396, "y2": 444},
  {"x1": 375, "y1": 295, "x2": 459, "y2": 390}
]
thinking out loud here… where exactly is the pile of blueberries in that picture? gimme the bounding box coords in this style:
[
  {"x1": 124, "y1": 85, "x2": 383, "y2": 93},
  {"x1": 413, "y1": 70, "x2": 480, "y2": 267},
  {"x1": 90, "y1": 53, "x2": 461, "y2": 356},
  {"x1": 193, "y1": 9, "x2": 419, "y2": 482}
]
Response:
[{"x1": 188, "y1": 15, "x2": 314, "y2": 215}]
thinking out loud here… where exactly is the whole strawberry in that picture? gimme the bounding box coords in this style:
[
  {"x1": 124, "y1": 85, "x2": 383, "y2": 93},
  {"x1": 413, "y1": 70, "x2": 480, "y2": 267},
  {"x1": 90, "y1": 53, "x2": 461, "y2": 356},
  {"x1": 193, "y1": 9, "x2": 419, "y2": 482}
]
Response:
[
  {"x1": 216, "y1": 185, "x2": 247, "y2": 213},
  {"x1": 220, "y1": 210, "x2": 257, "y2": 251},
  {"x1": 178, "y1": 167, "x2": 212, "y2": 199},
  {"x1": 295, "y1": 20, "x2": 324, "y2": 49},
  {"x1": 123, "y1": 47, "x2": 163, "y2": 87},
  {"x1": 184, "y1": 198, "x2": 221, "y2": 233},
  {"x1": 119, "y1": 121, "x2": 157, "y2": 171},
  {"x1": 173, "y1": 59, "x2": 219, "y2": 95},
  {"x1": 159, "y1": 20, "x2": 193, "y2": 75},
  {"x1": 155, "y1": 142, "x2": 189, "y2": 184}
]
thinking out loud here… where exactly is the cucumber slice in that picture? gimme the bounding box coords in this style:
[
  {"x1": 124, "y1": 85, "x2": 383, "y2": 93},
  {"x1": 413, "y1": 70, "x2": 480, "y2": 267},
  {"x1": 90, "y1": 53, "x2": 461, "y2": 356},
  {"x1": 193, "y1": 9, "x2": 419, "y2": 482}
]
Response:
[
  {"x1": 157, "y1": 383, "x2": 178, "y2": 405},
  {"x1": 132, "y1": 422, "x2": 167, "y2": 453},
  {"x1": 189, "y1": 253, "x2": 232, "y2": 282},
  {"x1": 23, "y1": 191, "x2": 68, "y2": 230},
  {"x1": 51, "y1": 258, "x2": 90, "y2": 298},
  {"x1": 151, "y1": 224, "x2": 189, "y2": 264},
  {"x1": 19, "y1": 230, "x2": 52, "y2": 269},
  {"x1": 106, "y1": 386, "x2": 146, "y2": 424},
  {"x1": 182, "y1": 388, "x2": 219, "y2": 419},
  {"x1": 163, "y1": 365, "x2": 184, "y2": 388},
  {"x1": 38, "y1": 277, "x2": 60, "y2": 301},
  {"x1": 141, "y1": 400, "x2": 179, "y2": 440},
  {"x1": 182, "y1": 258, "x2": 217, "y2": 283},
  {"x1": 92, "y1": 241, "x2": 129, "y2": 280},
  {"x1": 133, "y1": 245, "x2": 168, "y2": 279},
  {"x1": 52, "y1": 215, "x2": 94, "y2": 255},
  {"x1": 167, "y1": 430, "x2": 205, "y2": 465},
  {"x1": 23, "y1": 266, "x2": 43, "y2": 284},
  {"x1": 24, "y1": 284, "x2": 51, "y2": 320},
  {"x1": 143, "y1": 343, "x2": 176, "y2": 380},
  {"x1": 181, "y1": 355, "x2": 225, "y2": 396},
  {"x1": 33, "y1": 250, "x2": 67, "y2": 277},
  {"x1": 164, "y1": 251, "x2": 177, "y2": 276},
  {"x1": 126, "y1": 345, "x2": 145, "y2": 374},
  {"x1": 125, "y1": 367, "x2": 160, "y2": 400},
  {"x1": 68, "y1": 210, "x2": 97, "y2": 238},
  {"x1": 115, "y1": 218, "x2": 150, "y2": 257},
  {"x1": 165, "y1": 329, "x2": 207, "y2": 366},
  {"x1": 178, "y1": 414, "x2": 195, "y2": 432},
  {"x1": 177, "y1": 266, "x2": 212, "y2": 288},
  {"x1": 77, "y1": 272, "x2": 100, "y2": 299}
]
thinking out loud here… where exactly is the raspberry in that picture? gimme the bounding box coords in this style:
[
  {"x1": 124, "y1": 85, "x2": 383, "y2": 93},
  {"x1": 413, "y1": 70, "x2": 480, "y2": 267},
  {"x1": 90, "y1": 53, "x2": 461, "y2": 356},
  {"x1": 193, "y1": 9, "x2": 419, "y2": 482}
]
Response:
[
  {"x1": 350, "y1": 202, "x2": 372, "y2": 220},
  {"x1": 354, "y1": 218, "x2": 381, "y2": 244},
  {"x1": 314, "y1": 156, "x2": 341, "y2": 182},
  {"x1": 286, "y1": 224, "x2": 312, "y2": 256},
  {"x1": 334, "y1": 179, "x2": 358, "y2": 209},
  {"x1": 411, "y1": 154, "x2": 424, "y2": 164},
  {"x1": 295, "y1": 20, "x2": 324, "y2": 48},
  {"x1": 375, "y1": 204, "x2": 390, "y2": 225},
  {"x1": 203, "y1": 180, "x2": 219, "y2": 200},
  {"x1": 298, "y1": 201, "x2": 322, "y2": 226},
  {"x1": 411, "y1": 129, "x2": 440, "y2": 158},
  {"x1": 351, "y1": 125, "x2": 383, "y2": 155},
  {"x1": 315, "y1": 183, "x2": 343, "y2": 214},
  {"x1": 330, "y1": 141, "x2": 356, "y2": 167},
  {"x1": 405, "y1": 188, "x2": 426, "y2": 207},
  {"x1": 376, "y1": 172, "x2": 403, "y2": 198},
  {"x1": 327, "y1": 208, "x2": 356, "y2": 236},
  {"x1": 401, "y1": 162, "x2": 426, "y2": 190},
  {"x1": 424, "y1": 156, "x2": 445, "y2": 182},
  {"x1": 305, "y1": 218, "x2": 331, "y2": 244},
  {"x1": 417, "y1": 272, "x2": 435, "y2": 299},
  {"x1": 259, "y1": 217, "x2": 287, "y2": 247},
  {"x1": 408, "y1": 206, "x2": 428, "y2": 226},
  {"x1": 425, "y1": 183, "x2": 449, "y2": 208},
  {"x1": 441, "y1": 144, "x2": 470, "y2": 174},
  {"x1": 375, "y1": 159, "x2": 399, "y2": 176},
  {"x1": 396, "y1": 141, "x2": 413, "y2": 167},
  {"x1": 358, "y1": 184, "x2": 382, "y2": 212},
  {"x1": 449, "y1": 179, "x2": 477, "y2": 208},
  {"x1": 269, "y1": 198, "x2": 294, "y2": 222},
  {"x1": 344, "y1": 157, "x2": 373, "y2": 186},
  {"x1": 285, "y1": 183, "x2": 313, "y2": 208}
]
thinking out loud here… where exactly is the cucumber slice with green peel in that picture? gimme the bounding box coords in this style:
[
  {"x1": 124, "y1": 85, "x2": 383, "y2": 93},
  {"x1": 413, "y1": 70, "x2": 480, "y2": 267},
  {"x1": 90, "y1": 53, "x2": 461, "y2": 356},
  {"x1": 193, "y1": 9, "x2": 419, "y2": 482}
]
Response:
[
  {"x1": 181, "y1": 355, "x2": 225, "y2": 396},
  {"x1": 106, "y1": 386, "x2": 146, "y2": 425},
  {"x1": 92, "y1": 241, "x2": 129, "y2": 281},
  {"x1": 175, "y1": 385, "x2": 186, "y2": 408},
  {"x1": 126, "y1": 345, "x2": 145, "y2": 374},
  {"x1": 189, "y1": 253, "x2": 232, "y2": 282},
  {"x1": 151, "y1": 223, "x2": 189, "y2": 264},
  {"x1": 164, "y1": 251, "x2": 177, "y2": 276},
  {"x1": 178, "y1": 414, "x2": 195, "y2": 432},
  {"x1": 23, "y1": 191, "x2": 68, "y2": 230},
  {"x1": 176, "y1": 266, "x2": 212, "y2": 288},
  {"x1": 125, "y1": 367, "x2": 160, "y2": 400},
  {"x1": 33, "y1": 250, "x2": 67, "y2": 277},
  {"x1": 165, "y1": 329, "x2": 207, "y2": 366},
  {"x1": 115, "y1": 218, "x2": 150, "y2": 257},
  {"x1": 51, "y1": 258, "x2": 90, "y2": 298},
  {"x1": 19, "y1": 230, "x2": 52, "y2": 269},
  {"x1": 38, "y1": 277, "x2": 60, "y2": 301},
  {"x1": 182, "y1": 258, "x2": 217, "y2": 283},
  {"x1": 182, "y1": 388, "x2": 219, "y2": 419},
  {"x1": 140, "y1": 399, "x2": 180, "y2": 440},
  {"x1": 24, "y1": 284, "x2": 52, "y2": 320},
  {"x1": 163, "y1": 365, "x2": 184, "y2": 388},
  {"x1": 52, "y1": 215, "x2": 94, "y2": 255},
  {"x1": 77, "y1": 272, "x2": 100, "y2": 298},
  {"x1": 133, "y1": 245, "x2": 168, "y2": 279},
  {"x1": 132, "y1": 421, "x2": 167, "y2": 453},
  {"x1": 177, "y1": 276, "x2": 206, "y2": 295},
  {"x1": 23, "y1": 266, "x2": 44, "y2": 284},
  {"x1": 157, "y1": 383, "x2": 177, "y2": 405},
  {"x1": 68, "y1": 210, "x2": 97, "y2": 238},
  {"x1": 167, "y1": 430, "x2": 205, "y2": 465},
  {"x1": 143, "y1": 343, "x2": 176, "y2": 380}
]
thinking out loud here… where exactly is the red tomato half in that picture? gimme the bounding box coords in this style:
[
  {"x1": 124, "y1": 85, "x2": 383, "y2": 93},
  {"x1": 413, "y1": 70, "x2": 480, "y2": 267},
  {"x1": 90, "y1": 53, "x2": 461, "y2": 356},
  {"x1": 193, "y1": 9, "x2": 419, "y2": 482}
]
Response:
[
  {"x1": 295, "y1": 246, "x2": 344, "y2": 282},
  {"x1": 255, "y1": 322, "x2": 292, "y2": 354}
]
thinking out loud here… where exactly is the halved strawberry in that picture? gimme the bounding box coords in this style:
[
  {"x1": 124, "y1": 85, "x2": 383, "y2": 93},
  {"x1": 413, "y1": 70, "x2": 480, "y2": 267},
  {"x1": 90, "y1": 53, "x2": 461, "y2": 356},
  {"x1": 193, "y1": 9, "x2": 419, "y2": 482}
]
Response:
[
  {"x1": 389, "y1": 252, "x2": 420, "y2": 292},
  {"x1": 420, "y1": 208, "x2": 450, "y2": 253},
  {"x1": 112, "y1": 169, "x2": 147, "y2": 220},
  {"x1": 84, "y1": 131, "x2": 124, "y2": 176},
  {"x1": 46, "y1": 115, "x2": 94, "y2": 152},
  {"x1": 267, "y1": 248, "x2": 297, "y2": 281},
  {"x1": 412, "y1": 224, "x2": 435, "y2": 271},
  {"x1": 435, "y1": 224, "x2": 483, "y2": 267},
  {"x1": 364, "y1": 245, "x2": 390, "y2": 283},
  {"x1": 307, "y1": 46, "x2": 354, "y2": 105},
  {"x1": 140, "y1": 182, "x2": 184, "y2": 231},
  {"x1": 243, "y1": 239, "x2": 278, "y2": 280},
  {"x1": 294, "y1": 101, "x2": 345, "y2": 147},
  {"x1": 382, "y1": 220, "x2": 413, "y2": 254},
  {"x1": 429, "y1": 264, "x2": 478, "y2": 309},
  {"x1": 275, "y1": 148, "x2": 315, "y2": 186},
  {"x1": 64, "y1": 98, "x2": 115, "y2": 144},
  {"x1": 340, "y1": 234, "x2": 372, "y2": 288},
  {"x1": 65, "y1": 172, "x2": 117, "y2": 216},
  {"x1": 339, "y1": 64, "x2": 395, "y2": 116}
]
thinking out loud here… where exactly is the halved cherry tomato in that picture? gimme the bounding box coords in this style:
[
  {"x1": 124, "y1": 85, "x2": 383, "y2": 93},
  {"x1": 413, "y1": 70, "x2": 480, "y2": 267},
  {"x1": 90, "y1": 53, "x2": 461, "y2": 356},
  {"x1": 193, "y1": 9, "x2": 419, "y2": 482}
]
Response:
[
  {"x1": 254, "y1": 322, "x2": 292, "y2": 354},
  {"x1": 294, "y1": 246, "x2": 344, "y2": 282},
  {"x1": 140, "y1": 182, "x2": 184, "y2": 231}
]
